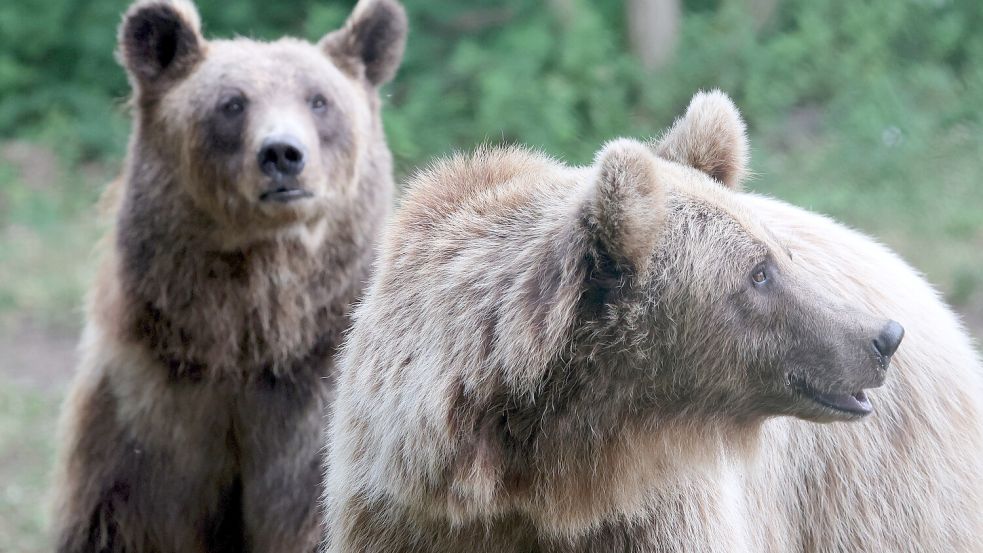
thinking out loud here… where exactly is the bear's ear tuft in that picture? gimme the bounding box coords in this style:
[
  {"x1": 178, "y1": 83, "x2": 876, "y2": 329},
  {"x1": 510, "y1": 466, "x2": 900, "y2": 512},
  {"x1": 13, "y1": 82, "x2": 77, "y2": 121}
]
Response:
[
  {"x1": 653, "y1": 90, "x2": 749, "y2": 189},
  {"x1": 320, "y1": 0, "x2": 408, "y2": 87},
  {"x1": 118, "y1": 0, "x2": 204, "y2": 93},
  {"x1": 584, "y1": 139, "x2": 667, "y2": 276}
]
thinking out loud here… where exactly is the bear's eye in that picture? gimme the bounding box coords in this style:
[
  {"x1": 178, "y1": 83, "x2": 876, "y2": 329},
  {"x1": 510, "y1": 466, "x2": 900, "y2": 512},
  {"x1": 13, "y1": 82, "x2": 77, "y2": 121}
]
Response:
[
  {"x1": 221, "y1": 96, "x2": 247, "y2": 117},
  {"x1": 751, "y1": 268, "x2": 768, "y2": 285},
  {"x1": 310, "y1": 94, "x2": 328, "y2": 113}
]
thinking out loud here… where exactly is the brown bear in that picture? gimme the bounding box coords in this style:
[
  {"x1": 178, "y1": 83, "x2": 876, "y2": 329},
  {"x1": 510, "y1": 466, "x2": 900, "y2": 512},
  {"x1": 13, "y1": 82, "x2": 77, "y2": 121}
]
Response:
[
  {"x1": 323, "y1": 91, "x2": 983, "y2": 551},
  {"x1": 50, "y1": 0, "x2": 406, "y2": 551}
]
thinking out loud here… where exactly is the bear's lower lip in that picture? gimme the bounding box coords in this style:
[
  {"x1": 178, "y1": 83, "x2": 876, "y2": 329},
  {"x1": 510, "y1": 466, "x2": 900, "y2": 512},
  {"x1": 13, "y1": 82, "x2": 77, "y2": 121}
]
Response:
[
  {"x1": 792, "y1": 378, "x2": 873, "y2": 417},
  {"x1": 259, "y1": 187, "x2": 313, "y2": 203}
]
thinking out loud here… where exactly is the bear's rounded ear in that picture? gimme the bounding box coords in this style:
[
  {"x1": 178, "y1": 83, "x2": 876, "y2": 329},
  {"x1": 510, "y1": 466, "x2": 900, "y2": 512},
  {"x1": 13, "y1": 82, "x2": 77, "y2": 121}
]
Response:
[
  {"x1": 320, "y1": 0, "x2": 408, "y2": 87},
  {"x1": 652, "y1": 90, "x2": 749, "y2": 189},
  {"x1": 584, "y1": 139, "x2": 667, "y2": 276},
  {"x1": 118, "y1": 0, "x2": 204, "y2": 94}
]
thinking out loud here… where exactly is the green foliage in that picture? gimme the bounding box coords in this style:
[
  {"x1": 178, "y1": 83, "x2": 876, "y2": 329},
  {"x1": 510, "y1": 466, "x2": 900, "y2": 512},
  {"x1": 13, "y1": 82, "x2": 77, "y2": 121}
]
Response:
[
  {"x1": 0, "y1": 0, "x2": 980, "y2": 310},
  {"x1": 0, "y1": 152, "x2": 107, "y2": 327},
  {"x1": 3, "y1": 0, "x2": 980, "y2": 167},
  {"x1": 384, "y1": 0, "x2": 646, "y2": 168}
]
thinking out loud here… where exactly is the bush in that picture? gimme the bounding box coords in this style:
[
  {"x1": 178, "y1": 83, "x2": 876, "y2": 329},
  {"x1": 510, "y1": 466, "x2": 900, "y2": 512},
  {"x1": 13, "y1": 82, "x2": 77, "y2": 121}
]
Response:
[
  {"x1": 0, "y1": 0, "x2": 980, "y2": 310},
  {"x1": 2, "y1": 0, "x2": 980, "y2": 166}
]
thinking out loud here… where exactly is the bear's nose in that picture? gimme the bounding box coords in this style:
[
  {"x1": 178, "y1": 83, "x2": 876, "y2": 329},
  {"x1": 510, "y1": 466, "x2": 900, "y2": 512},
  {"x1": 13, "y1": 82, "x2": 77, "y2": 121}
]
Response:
[
  {"x1": 873, "y1": 320, "x2": 904, "y2": 361},
  {"x1": 258, "y1": 137, "x2": 306, "y2": 178}
]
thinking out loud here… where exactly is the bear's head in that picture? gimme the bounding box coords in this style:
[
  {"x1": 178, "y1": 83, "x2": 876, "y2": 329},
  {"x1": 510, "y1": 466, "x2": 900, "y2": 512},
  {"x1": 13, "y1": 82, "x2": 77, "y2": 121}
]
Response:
[
  {"x1": 117, "y1": 0, "x2": 406, "y2": 243},
  {"x1": 579, "y1": 92, "x2": 903, "y2": 423}
]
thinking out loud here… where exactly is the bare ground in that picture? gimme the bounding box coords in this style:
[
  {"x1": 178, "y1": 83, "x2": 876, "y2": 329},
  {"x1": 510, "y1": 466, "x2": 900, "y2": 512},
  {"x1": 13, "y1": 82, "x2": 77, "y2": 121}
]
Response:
[
  {"x1": 0, "y1": 318, "x2": 72, "y2": 553},
  {"x1": 0, "y1": 319, "x2": 79, "y2": 396}
]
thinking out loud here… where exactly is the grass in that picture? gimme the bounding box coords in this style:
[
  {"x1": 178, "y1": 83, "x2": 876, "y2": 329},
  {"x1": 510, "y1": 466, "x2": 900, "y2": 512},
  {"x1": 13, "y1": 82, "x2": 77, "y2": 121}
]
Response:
[
  {"x1": 0, "y1": 144, "x2": 109, "y2": 329},
  {"x1": 0, "y1": 382, "x2": 59, "y2": 553},
  {"x1": 0, "y1": 145, "x2": 104, "y2": 552}
]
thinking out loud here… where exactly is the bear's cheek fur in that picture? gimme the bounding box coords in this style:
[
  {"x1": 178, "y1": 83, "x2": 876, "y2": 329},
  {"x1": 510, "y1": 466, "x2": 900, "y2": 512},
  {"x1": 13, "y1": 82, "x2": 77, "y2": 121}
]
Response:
[
  {"x1": 177, "y1": 112, "x2": 258, "y2": 228},
  {"x1": 642, "y1": 226, "x2": 774, "y2": 414},
  {"x1": 654, "y1": 288, "x2": 782, "y2": 417}
]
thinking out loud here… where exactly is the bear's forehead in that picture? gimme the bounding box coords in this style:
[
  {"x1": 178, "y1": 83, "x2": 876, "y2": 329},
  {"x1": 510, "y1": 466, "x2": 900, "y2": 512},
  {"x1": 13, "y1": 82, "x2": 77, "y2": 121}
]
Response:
[
  {"x1": 656, "y1": 161, "x2": 778, "y2": 240},
  {"x1": 186, "y1": 38, "x2": 352, "y2": 99},
  {"x1": 395, "y1": 148, "x2": 786, "y2": 261},
  {"x1": 671, "y1": 179, "x2": 786, "y2": 255}
]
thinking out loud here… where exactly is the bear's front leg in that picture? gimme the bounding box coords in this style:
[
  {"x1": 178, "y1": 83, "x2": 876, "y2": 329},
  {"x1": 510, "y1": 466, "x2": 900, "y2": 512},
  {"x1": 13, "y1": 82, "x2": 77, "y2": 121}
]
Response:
[
  {"x1": 52, "y1": 356, "x2": 240, "y2": 553},
  {"x1": 236, "y1": 372, "x2": 334, "y2": 553}
]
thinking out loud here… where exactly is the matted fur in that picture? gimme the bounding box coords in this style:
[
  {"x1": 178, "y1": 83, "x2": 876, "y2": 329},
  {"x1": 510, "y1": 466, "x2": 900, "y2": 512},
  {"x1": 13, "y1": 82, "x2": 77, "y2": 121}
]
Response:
[
  {"x1": 51, "y1": 0, "x2": 406, "y2": 551},
  {"x1": 323, "y1": 92, "x2": 983, "y2": 551}
]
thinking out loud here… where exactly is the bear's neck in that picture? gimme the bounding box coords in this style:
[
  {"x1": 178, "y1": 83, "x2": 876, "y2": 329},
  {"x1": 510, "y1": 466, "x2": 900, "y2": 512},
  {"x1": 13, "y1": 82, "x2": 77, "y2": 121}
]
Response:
[{"x1": 108, "y1": 177, "x2": 376, "y2": 382}]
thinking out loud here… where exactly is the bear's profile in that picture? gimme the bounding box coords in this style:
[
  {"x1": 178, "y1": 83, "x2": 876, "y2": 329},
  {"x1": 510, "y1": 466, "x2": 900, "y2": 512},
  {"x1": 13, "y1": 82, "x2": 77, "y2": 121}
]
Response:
[
  {"x1": 324, "y1": 91, "x2": 983, "y2": 551},
  {"x1": 51, "y1": 0, "x2": 406, "y2": 551}
]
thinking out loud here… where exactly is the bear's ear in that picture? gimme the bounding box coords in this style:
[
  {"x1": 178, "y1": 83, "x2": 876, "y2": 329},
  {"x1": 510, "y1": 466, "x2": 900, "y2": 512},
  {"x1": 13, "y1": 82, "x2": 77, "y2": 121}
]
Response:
[
  {"x1": 653, "y1": 90, "x2": 749, "y2": 189},
  {"x1": 320, "y1": 0, "x2": 408, "y2": 87},
  {"x1": 118, "y1": 0, "x2": 204, "y2": 93},
  {"x1": 583, "y1": 139, "x2": 667, "y2": 276}
]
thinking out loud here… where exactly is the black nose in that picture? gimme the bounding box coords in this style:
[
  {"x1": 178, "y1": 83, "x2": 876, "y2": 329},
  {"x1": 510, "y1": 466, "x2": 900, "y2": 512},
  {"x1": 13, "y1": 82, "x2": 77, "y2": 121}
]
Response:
[
  {"x1": 258, "y1": 137, "x2": 305, "y2": 178},
  {"x1": 873, "y1": 320, "x2": 904, "y2": 359}
]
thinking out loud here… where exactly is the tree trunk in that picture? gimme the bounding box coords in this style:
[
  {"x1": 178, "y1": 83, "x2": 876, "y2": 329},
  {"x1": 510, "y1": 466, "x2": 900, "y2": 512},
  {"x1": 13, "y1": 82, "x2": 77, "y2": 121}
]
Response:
[
  {"x1": 626, "y1": 0, "x2": 681, "y2": 71},
  {"x1": 745, "y1": 0, "x2": 780, "y2": 31}
]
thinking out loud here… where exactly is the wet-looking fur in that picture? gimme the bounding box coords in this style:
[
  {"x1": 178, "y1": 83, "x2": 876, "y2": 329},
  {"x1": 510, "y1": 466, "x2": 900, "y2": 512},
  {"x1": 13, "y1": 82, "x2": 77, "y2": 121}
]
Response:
[
  {"x1": 324, "y1": 91, "x2": 983, "y2": 551},
  {"x1": 51, "y1": 0, "x2": 406, "y2": 551}
]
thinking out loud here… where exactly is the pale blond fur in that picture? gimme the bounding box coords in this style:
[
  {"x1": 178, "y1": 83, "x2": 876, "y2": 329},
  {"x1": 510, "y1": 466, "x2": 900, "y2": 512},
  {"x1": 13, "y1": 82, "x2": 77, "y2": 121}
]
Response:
[{"x1": 323, "y1": 91, "x2": 983, "y2": 551}]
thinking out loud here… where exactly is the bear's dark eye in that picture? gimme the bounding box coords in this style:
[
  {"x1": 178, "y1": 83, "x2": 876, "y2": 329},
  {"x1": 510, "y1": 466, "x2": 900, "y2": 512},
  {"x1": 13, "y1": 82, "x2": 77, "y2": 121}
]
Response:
[
  {"x1": 220, "y1": 96, "x2": 247, "y2": 117},
  {"x1": 751, "y1": 268, "x2": 768, "y2": 285},
  {"x1": 310, "y1": 94, "x2": 328, "y2": 113}
]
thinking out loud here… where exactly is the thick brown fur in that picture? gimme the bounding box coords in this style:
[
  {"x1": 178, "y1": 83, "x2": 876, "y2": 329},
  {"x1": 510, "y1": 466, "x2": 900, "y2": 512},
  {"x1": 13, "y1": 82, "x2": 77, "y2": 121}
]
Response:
[
  {"x1": 324, "y1": 91, "x2": 983, "y2": 551},
  {"x1": 51, "y1": 0, "x2": 406, "y2": 551}
]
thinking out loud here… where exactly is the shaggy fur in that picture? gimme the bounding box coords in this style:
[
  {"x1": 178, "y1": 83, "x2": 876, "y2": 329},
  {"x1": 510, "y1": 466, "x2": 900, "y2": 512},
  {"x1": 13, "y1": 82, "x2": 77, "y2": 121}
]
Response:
[
  {"x1": 51, "y1": 1, "x2": 406, "y2": 551},
  {"x1": 323, "y1": 91, "x2": 983, "y2": 551},
  {"x1": 654, "y1": 90, "x2": 749, "y2": 189}
]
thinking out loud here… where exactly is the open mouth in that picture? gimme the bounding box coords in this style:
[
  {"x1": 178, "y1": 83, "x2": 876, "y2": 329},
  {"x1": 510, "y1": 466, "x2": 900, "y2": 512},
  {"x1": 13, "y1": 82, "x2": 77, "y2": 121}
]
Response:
[
  {"x1": 791, "y1": 376, "x2": 873, "y2": 417},
  {"x1": 259, "y1": 186, "x2": 313, "y2": 203}
]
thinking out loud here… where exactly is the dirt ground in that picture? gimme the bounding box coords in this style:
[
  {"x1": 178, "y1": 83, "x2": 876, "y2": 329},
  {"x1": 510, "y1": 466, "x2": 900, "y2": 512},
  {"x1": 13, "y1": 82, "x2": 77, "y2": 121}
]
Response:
[
  {"x1": 0, "y1": 318, "x2": 75, "y2": 552},
  {"x1": 0, "y1": 319, "x2": 79, "y2": 396}
]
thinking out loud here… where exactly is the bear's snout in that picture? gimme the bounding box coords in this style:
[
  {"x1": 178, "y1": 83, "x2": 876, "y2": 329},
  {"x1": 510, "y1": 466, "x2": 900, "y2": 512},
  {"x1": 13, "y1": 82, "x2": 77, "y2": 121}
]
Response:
[
  {"x1": 872, "y1": 319, "x2": 905, "y2": 364},
  {"x1": 258, "y1": 135, "x2": 307, "y2": 179}
]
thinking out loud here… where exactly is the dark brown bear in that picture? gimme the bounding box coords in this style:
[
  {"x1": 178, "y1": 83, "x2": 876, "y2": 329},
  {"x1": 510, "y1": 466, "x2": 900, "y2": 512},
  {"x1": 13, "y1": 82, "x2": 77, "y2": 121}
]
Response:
[{"x1": 50, "y1": 0, "x2": 406, "y2": 551}]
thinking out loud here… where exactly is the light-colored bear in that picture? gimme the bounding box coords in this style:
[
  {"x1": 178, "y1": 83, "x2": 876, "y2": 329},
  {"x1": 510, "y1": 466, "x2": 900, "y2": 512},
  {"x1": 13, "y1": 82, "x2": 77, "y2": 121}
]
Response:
[{"x1": 324, "y1": 91, "x2": 983, "y2": 551}]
